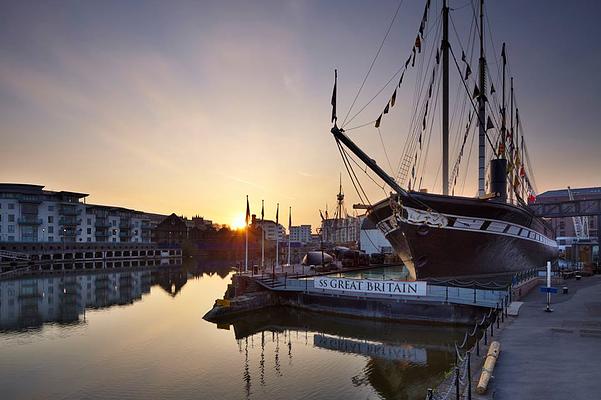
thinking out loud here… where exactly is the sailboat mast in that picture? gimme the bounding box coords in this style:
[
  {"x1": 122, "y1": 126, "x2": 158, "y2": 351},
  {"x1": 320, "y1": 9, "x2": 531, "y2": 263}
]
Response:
[
  {"x1": 477, "y1": 0, "x2": 487, "y2": 196},
  {"x1": 442, "y1": 0, "x2": 449, "y2": 195}
]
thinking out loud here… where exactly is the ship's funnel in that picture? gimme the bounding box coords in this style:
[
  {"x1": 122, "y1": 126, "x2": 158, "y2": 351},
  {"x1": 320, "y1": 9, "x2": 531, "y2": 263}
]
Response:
[{"x1": 489, "y1": 159, "x2": 507, "y2": 202}]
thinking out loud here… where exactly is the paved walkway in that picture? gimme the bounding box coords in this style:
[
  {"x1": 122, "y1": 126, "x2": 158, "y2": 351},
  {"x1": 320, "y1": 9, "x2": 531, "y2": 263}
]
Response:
[{"x1": 490, "y1": 275, "x2": 601, "y2": 399}]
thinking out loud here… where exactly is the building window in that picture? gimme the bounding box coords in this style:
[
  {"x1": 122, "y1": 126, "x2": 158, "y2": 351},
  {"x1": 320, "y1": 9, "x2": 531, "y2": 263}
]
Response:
[
  {"x1": 112, "y1": 237, "x2": 116, "y2": 242},
  {"x1": 8, "y1": 225, "x2": 14, "y2": 233},
  {"x1": 87, "y1": 228, "x2": 92, "y2": 234},
  {"x1": 8, "y1": 203, "x2": 14, "y2": 210},
  {"x1": 48, "y1": 226, "x2": 54, "y2": 234},
  {"x1": 7, "y1": 236, "x2": 14, "y2": 242},
  {"x1": 87, "y1": 237, "x2": 91, "y2": 242},
  {"x1": 48, "y1": 236, "x2": 54, "y2": 242},
  {"x1": 48, "y1": 216, "x2": 54, "y2": 223},
  {"x1": 8, "y1": 214, "x2": 14, "y2": 222},
  {"x1": 87, "y1": 218, "x2": 92, "y2": 225},
  {"x1": 48, "y1": 205, "x2": 54, "y2": 211}
]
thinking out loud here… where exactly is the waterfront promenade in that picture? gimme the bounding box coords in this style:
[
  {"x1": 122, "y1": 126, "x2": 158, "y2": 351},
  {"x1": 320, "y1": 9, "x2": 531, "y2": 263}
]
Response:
[{"x1": 487, "y1": 275, "x2": 601, "y2": 399}]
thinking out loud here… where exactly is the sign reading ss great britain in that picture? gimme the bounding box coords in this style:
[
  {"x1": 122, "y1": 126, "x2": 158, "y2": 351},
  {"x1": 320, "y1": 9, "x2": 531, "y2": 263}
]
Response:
[{"x1": 315, "y1": 277, "x2": 427, "y2": 296}]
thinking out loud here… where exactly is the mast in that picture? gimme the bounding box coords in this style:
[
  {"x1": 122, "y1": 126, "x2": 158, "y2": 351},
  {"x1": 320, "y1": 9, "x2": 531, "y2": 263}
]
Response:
[
  {"x1": 477, "y1": 0, "x2": 487, "y2": 197},
  {"x1": 442, "y1": 0, "x2": 449, "y2": 195},
  {"x1": 509, "y1": 77, "x2": 514, "y2": 204},
  {"x1": 287, "y1": 206, "x2": 291, "y2": 266}
]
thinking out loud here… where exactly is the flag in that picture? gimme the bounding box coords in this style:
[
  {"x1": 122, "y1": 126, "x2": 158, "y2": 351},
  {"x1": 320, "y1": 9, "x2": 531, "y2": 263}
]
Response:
[
  {"x1": 391, "y1": 89, "x2": 397, "y2": 107},
  {"x1": 319, "y1": 210, "x2": 325, "y2": 220},
  {"x1": 383, "y1": 103, "x2": 390, "y2": 114},
  {"x1": 473, "y1": 84, "x2": 480, "y2": 98},
  {"x1": 275, "y1": 203, "x2": 279, "y2": 225},
  {"x1": 491, "y1": 83, "x2": 496, "y2": 95},
  {"x1": 245, "y1": 195, "x2": 250, "y2": 226},
  {"x1": 261, "y1": 200, "x2": 264, "y2": 221},
  {"x1": 331, "y1": 69, "x2": 337, "y2": 124},
  {"x1": 398, "y1": 71, "x2": 404, "y2": 87},
  {"x1": 375, "y1": 114, "x2": 382, "y2": 128},
  {"x1": 486, "y1": 116, "x2": 494, "y2": 130},
  {"x1": 415, "y1": 35, "x2": 421, "y2": 53},
  {"x1": 501, "y1": 43, "x2": 506, "y2": 64},
  {"x1": 464, "y1": 65, "x2": 471, "y2": 80},
  {"x1": 288, "y1": 207, "x2": 292, "y2": 229},
  {"x1": 528, "y1": 192, "x2": 536, "y2": 204}
]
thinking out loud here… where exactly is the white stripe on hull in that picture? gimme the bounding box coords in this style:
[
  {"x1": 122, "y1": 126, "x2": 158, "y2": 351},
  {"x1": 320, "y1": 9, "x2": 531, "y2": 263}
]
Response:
[{"x1": 376, "y1": 205, "x2": 557, "y2": 248}]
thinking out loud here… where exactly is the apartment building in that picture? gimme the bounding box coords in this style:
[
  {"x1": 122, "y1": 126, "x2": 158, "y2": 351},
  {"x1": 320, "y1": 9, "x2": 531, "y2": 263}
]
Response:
[{"x1": 0, "y1": 183, "x2": 155, "y2": 243}]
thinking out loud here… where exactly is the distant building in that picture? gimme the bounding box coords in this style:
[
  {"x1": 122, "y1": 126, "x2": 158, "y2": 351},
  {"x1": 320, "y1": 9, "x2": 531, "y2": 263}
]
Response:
[
  {"x1": 251, "y1": 214, "x2": 285, "y2": 241},
  {"x1": 0, "y1": 183, "x2": 156, "y2": 244},
  {"x1": 290, "y1": 225, "x2": 311, "y2": 245},
  {"x1": 321, "y1": 216, "x2": 360, "y2": 245},
  {"x1": 536, "y1": 187, "x2": 600, "y2": 246},
  {"x1": 359, "y1": 217, "x2": 392, "y2": 255},
  {"x1": 152, "y1": 213, "x2": 188, "y2": 245}
]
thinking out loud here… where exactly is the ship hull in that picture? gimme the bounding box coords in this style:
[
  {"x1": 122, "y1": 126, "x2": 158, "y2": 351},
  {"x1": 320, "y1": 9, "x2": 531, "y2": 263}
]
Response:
[{"x1": 368, "y1": 192, "x2": 558, "y2": 280}]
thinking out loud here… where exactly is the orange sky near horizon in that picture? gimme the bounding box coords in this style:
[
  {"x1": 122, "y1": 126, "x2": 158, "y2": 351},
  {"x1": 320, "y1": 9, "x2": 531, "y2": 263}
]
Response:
[{"x1": 1, "y1": 1, "x2": 599, "y2": 231}]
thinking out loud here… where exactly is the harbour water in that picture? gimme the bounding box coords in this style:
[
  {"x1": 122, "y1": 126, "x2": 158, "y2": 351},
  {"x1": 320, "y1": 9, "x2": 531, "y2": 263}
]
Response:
[{"x1": 0, "y1": 259, "x2": 463, "y2": 400}]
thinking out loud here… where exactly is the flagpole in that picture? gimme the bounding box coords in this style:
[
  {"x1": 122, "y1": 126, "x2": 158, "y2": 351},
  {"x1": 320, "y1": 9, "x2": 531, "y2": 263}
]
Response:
[
  {"x1": 245, "y1": 195, "x2": 249, "y2": 273},
  {"x1": 275, "y1": 203, "x2": 279, "y2": 273},
  {"x1": 287, "y1": 206, "x2": 291, "y2": 267},
  {"x1": 261, "y1": 200, "x2": 265, "y2": 271}
]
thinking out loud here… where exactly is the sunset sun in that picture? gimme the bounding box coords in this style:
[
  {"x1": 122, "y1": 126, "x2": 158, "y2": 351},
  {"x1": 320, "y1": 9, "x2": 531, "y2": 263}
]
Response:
[{"x1": 231, "y1": 213, "x2": 247, "y2": 230}]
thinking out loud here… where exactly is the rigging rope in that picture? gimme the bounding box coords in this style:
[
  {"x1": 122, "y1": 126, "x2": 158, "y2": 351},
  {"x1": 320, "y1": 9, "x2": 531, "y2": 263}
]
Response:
[{"x1": 341, "y1": 0, "x2": 405, "y2": 127}]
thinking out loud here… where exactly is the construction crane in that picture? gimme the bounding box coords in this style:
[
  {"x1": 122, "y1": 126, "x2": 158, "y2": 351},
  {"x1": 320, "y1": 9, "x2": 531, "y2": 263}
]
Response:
[{"x1": 567, "y1": 186, "x2": 589, "y2": 241}]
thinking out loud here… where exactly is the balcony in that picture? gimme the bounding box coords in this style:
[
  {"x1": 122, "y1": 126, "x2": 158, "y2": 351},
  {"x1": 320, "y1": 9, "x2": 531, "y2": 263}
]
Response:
[
  {"x1": 59, "y1": 206, "x2": 81, "y2": 216},
  {"x1": 95, "y1": 220, "x2": 110, "y2": 228},
  {"x1": 59, "y1": 217, "x2": 81, "y2": 226},
  {"x1": 18, "y1": 216, "x2": 43, "y2": 225}
]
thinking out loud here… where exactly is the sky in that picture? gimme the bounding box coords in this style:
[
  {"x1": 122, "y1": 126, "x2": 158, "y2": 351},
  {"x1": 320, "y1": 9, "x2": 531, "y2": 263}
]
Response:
[{"x1": 0, "y1": 0, "x2": 599, "y2": 229}]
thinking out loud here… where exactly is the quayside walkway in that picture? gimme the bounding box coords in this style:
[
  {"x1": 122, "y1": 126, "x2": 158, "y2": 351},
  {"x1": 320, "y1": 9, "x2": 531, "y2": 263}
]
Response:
[{"x1": 488, "y1": 275, "x2": 601, "y2": 400}]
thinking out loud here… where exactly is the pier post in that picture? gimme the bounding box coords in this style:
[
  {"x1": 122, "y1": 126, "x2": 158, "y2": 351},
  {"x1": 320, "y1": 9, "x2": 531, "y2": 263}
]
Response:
[
  {"x1": 473, "y1": 283, "x2": 476, "y2": 303},
  {"x1": 455, "y1": 366, "x2": 460, "y2": 400},
  {"x1": 445, "y1": 284, "x2": 449, "y2": 303},
  {"x1": 476, "y1": 333, "x2": 480, "y2": 356},
  {"x1": 467, "y1": 351, "x2": 472, "y2": 400},
  {"x1": 490, "y1": 318, "x2": 494, "y2": 337},
  {"x1": 496, "y1": 305, "x2": 500, "y2": 328},
  {"x1": 484, "y1": 328, "x2": 488, "y2": 346}
]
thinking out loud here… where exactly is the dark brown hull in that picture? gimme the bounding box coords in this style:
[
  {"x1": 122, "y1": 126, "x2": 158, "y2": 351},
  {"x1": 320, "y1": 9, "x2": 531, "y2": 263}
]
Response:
[{"x1": 367, "y1": 192, "x2": 558, "y2": 280}]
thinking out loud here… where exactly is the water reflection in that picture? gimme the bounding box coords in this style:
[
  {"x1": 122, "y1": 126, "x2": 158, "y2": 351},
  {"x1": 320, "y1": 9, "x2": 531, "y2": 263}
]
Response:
[
  {"x1": 0, "y1": 257, "x2": 235, "y2": 331},
  {"x1": 220, "y1": 308, "x2": 463, "y2": 400}
]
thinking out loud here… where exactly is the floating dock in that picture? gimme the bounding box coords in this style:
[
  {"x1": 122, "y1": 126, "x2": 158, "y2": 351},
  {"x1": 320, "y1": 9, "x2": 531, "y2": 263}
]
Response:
[{"x1": 203, "y1": 269, "x2": 539, "y2": 325}]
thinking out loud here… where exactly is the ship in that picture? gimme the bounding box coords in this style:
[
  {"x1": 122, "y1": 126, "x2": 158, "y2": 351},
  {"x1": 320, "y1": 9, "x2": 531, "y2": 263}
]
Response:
[{"x1": 328, "y1": 0, "x2": 558, "y2": 280}]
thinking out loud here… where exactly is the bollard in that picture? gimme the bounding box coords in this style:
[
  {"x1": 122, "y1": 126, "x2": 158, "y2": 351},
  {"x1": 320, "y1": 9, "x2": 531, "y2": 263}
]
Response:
[
  {"x1": 497, "y1": 309, "x2": 500, "y2": 329},
  {"x1": 476, "y1": 341, "x2": 501, "y2": 394},
  {"x1": 446, "y1": 285, "x2": 449, "y2": 302},
  {"x1": 476, "y1": 333, "x2": 480, "y2": 356},
  {"x1": 427, "y1": 388, "x2": 434, "y2": 400},
  {"x1": 491, "y1": 318, "x2": 494, "y2": 337},
  {"x1": 484, "y1": 328, "x2": 488, "y2": 346},
  {"x1": 473, "y1": 284, "x2": 477, "y2": 303}
]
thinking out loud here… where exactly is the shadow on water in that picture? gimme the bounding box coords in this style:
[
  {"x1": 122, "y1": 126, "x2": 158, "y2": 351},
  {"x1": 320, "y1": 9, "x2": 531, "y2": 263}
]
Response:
[
  {"x1": 0, "y1": 256, "x2": 236, "y2": 332},
  {"x1": 214, "y1": 307, "x2": 465, "y2": 400}
]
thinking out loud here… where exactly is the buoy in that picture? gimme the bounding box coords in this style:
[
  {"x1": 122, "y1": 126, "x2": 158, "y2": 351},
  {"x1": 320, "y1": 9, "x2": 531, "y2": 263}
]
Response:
[{"x1": 476, "y1": 341, "x2": 501, "y2": 394}]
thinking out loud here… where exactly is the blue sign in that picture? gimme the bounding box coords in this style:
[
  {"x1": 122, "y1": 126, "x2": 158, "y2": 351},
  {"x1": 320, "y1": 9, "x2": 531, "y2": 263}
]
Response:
[{"x1": 540, "y1": 286, "x2": 558, "y2": 294}]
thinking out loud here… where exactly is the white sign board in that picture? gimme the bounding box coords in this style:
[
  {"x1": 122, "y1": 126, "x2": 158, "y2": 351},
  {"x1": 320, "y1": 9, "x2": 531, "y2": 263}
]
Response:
[{"x1": 314, "y1": 276, "x2": 427, "y2": 296}]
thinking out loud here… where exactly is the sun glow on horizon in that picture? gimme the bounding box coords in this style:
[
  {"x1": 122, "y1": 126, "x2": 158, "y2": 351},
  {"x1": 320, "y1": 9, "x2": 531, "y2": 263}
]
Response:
[{"x1": 231, "y1": 212, "x2": 247, "y2": 230}]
